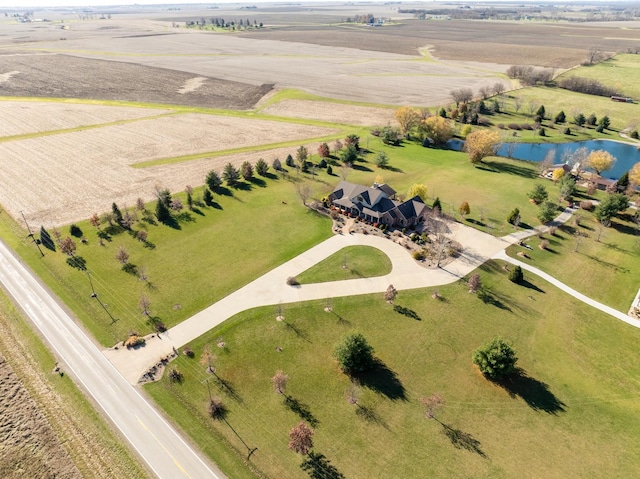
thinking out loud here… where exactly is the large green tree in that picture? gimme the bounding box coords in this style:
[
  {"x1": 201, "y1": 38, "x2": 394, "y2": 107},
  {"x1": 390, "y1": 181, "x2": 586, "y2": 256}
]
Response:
[
  {"x1": 333, "y1": 333, "x2": 375, "y2": 374},
  {"x1": 472, "y1": 338, "x2": 518, "y2": 380}
]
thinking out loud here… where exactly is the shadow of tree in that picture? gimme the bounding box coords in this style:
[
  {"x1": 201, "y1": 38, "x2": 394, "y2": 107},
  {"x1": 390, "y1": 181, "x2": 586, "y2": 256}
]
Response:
[
  {"x1": 355, "y1": 404, "x2": 389, "y2": 429},
  {"x1": 250, "y1": 177, "x2": 267, "y2": 188},
  {"x1": 283, "y1": 320, "x2": 311, "y2": 343},
  {"x1": 122, "y1": 262, "x2": 138, "y2": 275},
  {"x1": 284, "y1": 396, "x2": 319, "y2": 427},
  {"x1": 175, "y1": 211, "x2": 195, "y2": 223},
  {"x1": 494, "y1": 368, "x2": 566, "y2": 414},
  {"x1": 355, "y1": 359, "x2": 406, "y2": 401},
  {"x1": 477, "y1": 160, "x2": 537, "y2": 179},
  {"x1": 66, "y1": 256, "x2": 86, "y2": 270},
  {"x1": 477, "y1": 289, "x2": 512, "y2": 311},
  {"x1": 214, "y1": 186, "x2": 233, "y2": 196},
  {"x1": 300, "y1": 452, "x2": 345, "y2": 479},
  {"x1": 440, "y1": 422, "x2": 486, "y2": 457},
  {"x1": 393, "y1": 304, "x2": 421, "y2": 320},
  {"x1": 521, "y1": 280, "x2": 545, "y2": 293}
]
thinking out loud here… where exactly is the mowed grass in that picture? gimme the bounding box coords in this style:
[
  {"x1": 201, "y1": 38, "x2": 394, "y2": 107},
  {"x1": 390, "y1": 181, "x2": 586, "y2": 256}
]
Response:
[
  {"x1": 6, "y1": 127, "x2": 629, "y2": 347},
  {"x1": 146, "y1": 261, "x2": 640, "y2": 478},
  {"x1": 346, "y1": 139, "x2": 567, "y2": 233},
  {"x1": 562, "y1": 54, "x2": 640, "y2": 100},
  {"x1": 507, "y1": 207, "x2": 640, "y2": 312},
  {"x1": 296, "y1": 245, "x2": 392, "y2": 284},
  {"x1": 0, "y1": 177, "x2": 331, "y2": 346}
]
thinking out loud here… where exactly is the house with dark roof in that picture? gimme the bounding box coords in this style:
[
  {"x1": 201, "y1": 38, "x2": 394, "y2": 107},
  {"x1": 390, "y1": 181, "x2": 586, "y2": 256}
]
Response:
[{"x1": 328, "y1": 181, "x2": 429, "y2": 227}]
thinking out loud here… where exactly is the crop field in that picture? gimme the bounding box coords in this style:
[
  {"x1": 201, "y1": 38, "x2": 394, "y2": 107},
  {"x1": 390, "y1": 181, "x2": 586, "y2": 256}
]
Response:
[
  {"x1": 0, "y1": 53, "x2": 273, "y2": 110},
  {"x1": 13, "y1": 28, "x2": 508, "y2": 107},
  {"x1": 0, "y1": 101, "x2": 171, "y2": 137},
  {"x1": 261, "y1": 99, "x2": 395, "y2": 126},
  {"x1": 235, "y1": 18, "x2": 640, "y2": 67},
  {"x1": 0, "y1": 105, "x2": 337, "y2": 226}
]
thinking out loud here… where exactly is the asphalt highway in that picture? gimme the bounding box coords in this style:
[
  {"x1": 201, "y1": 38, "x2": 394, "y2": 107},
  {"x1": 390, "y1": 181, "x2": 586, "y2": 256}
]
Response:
[{"x1": 0, "y1": 237, "x2": 224, "y2": 479}]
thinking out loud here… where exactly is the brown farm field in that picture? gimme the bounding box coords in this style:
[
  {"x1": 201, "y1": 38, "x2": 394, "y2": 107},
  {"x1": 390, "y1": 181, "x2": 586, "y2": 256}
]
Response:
[
  {"x1": 0, "y1": 53, "x2": 273, "y2": 110},
  {"x1": 260, "y1": 99, "x2": 395, "y2": 125},
  {"x1": 0, "y1": 353, "x2": 83, "y2": 479},
  {"x1": 0, "y1": 104, "x2": 338, "y2": 226}
]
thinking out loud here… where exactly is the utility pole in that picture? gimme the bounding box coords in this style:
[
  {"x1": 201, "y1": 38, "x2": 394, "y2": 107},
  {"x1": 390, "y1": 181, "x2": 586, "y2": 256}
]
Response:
[
  {"x1": 20, "y1": 211, "x2": 44, "y2": 257},
  {"x1": 86, "y1": 271, "x2": 117, "y2": 323}
]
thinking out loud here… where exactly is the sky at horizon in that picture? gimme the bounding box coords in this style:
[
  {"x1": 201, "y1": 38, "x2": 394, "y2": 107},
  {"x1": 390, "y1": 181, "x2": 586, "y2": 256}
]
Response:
[
  {"x1": 3, "y1": 0, "x2": 338, "y2": 8},
  {"x1": 1, "y1": 0, "x2": 615, "y2": 10}
]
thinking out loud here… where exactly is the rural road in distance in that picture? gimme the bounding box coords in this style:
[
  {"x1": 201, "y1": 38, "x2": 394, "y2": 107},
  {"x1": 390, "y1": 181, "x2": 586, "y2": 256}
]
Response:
[{"x1": 0, "y1": 238, "x2": 224, "y2": 479}]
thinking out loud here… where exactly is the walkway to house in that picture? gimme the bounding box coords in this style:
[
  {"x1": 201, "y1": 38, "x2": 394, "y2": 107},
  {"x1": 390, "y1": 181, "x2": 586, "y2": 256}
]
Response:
[
  {"x1": 105, "y1": 220, "x2": 507, "y2": 384},
  {"x1": 104, "y1": 206, "x2": 637, "y2": 384}
]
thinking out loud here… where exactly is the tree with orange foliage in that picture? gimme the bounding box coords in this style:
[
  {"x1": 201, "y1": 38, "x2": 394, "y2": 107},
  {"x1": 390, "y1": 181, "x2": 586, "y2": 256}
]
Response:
[
  {"x1": 585, "y1": 150, "x2": 616, "y2": 176},
  {"x1": 394, "y1": 106, "x2": 420, "y2": 137},
  {"x1": 464, "y1": 130, "x2": 501, "y2": 164}
]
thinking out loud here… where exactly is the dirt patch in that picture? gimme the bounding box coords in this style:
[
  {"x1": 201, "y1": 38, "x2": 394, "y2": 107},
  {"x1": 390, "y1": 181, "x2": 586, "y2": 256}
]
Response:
[
  {"x1": 0, "y1": 104, "x2": 337, "y2": 226},
  {"x1": 0, "y1": 354, "x2": 82, "y2": 479},
  {"x1": 0, "y1": 101, "x2": 170, "y2": 137},
  {"x1": 0, "y1": 53, "x2": 272, "y2": 110},
  {"x1": 262, "y1": 99, "x2": 395, "y2": 126},
  {"x1": 177, "y1": 76, "x2": 207, "y2": 94}
]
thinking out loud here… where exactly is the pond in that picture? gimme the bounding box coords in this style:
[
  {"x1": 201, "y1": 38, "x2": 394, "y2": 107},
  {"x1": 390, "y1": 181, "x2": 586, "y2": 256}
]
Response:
[{"x1": 447, "y1": 139, "x2": 640, "y2": 180}]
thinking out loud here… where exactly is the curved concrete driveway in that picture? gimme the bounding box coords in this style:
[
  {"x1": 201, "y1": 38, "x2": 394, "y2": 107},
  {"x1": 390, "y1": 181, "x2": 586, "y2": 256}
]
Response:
[
  {"x1": 105, "y1": 222, "x2": 508, "y2": 384},
  {"x1": 493, "y1": 250, "x2": 640, "y2": 329}
]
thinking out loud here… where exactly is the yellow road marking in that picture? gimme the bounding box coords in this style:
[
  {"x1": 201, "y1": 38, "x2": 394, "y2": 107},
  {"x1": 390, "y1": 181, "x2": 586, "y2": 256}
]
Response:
[{"x1": 137, "y1": 416, "x2": 192, "y2": 478}]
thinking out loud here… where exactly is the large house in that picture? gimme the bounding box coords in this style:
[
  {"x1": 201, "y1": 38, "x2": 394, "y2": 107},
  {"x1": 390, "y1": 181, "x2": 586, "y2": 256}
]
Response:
[{"x1": 328, "y1": 181, "x2": 429, "y2": 227}]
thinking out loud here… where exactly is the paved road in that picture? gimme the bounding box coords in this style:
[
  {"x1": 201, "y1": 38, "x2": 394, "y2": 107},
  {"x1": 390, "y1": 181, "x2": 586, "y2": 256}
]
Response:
[
  {"x1": 106, "y1": 221, "x2": 509, "y2": 383},
  {"x1": 0, "y1": 238, "x2": 224, "y2": 479}
]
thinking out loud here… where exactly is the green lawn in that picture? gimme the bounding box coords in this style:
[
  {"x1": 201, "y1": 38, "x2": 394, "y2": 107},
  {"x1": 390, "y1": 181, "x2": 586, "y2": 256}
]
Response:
[
  {"x1": 146, "y1": 260, "x2": 640, "y2": 478},
  {"x1": 507, "y1": 207, "x2": 640, "y2": 312},
  {"x1": 560, "y1": 54, "x2": 640, "y2": 101},
  {"x1": 297, "y1": 246, "x2": 392, "y2": 284},
  {"x1": 0, "y1": 177, "x2": 331, "y2": 346}
]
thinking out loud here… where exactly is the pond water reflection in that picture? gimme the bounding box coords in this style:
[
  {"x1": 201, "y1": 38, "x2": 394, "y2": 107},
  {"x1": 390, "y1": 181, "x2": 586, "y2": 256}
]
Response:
[{"x1": 448, "y1": 139, "x2": 640, "y2": 180}]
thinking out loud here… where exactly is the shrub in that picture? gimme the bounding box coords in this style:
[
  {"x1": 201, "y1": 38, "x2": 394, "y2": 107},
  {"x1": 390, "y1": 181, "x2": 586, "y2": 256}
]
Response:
[
  {"x1": 472, "y1": 338, "x2": 518, "y2": 379},
  {"x1": 69, "y1": 224, "x2": 83, "y2": 237},
  {"x1": 124, "y1": 335, "x2": 145, "y2": 348},
  {"x1": 563, "y1": 127, "x2": 571, "y2": 135},
  {"x1": 580, "y1": 200, "x2": 594, "y2": 211},
  {"x1": 539, "y1": 239, "x2": 549, "y2": 250},
  {"x1": 497, "y1": 123, "x2": 505, "y2": 129},
  {"x1": 412, "y1": 250, "x2": 425, "y2": 261},
  {"x1": 183, "y1": 346, "x2": 195, "y2": 358},
  {"x1": 286, "y1": 276, "x2": 299, "y2": 286},
  {"x1": 521, "y1": 124, "x2": 533, "y2": 130},
  {"x1": 631, "y1": 130, "x2": 639, "y2": 140},
  {"x1": 509, "y1": 265, "x2": 524, "y2": 284},
  {"x1": 508, "y1": 123, "x2": 521, "y2": 130},
  {"x1": 538, "y1": 127, "x2": 546, "y2": 137},
  {"x1": 333, "y1": 333, "x2": 375, "y2": 374},
  {"x1": 208, "y1": 397, "x2": 226, "y2": 420},
  {"x1": 507, "y1": 207, "x2": 520, "y2": 225},
  {"x1": 168, "y1": 368, "x2": 183, "y2": 383}
]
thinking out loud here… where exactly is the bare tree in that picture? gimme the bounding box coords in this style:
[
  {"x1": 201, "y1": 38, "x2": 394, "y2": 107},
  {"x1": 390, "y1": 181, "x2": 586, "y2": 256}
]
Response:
[
  {"x1": 288, "y1": 422, "x2": 314, "y2": 455},
  {"x1": 478, "y1": 85, "x2": 491, "y2": 100},
  {"x1": 513, "y1": 96, "x2": 523, "y2": 113},
  {"x1": 539, "y1": 150, "x2": 556, "y2": 174},
  {"x1": 384, "y1": 284, "x2": 397, "y2": 303},
  {"x1": 295, "y1": 182, "x2": 312, "y2": 206},
  {"x1": 89, "y1": 213, "x2": 101, "y2": 229},
  {"x1": 115, "y1": 245, "x2": 129, "y2": 264},
  {"x1": 492, "y1": 82, "x2": 505, "y2": 96},
  {"x1": 420, "y1": 393, "x2": 445, "y2": 419},
  {"x1": 528, "y1": 100, "x2": 539, "y2": 116},
  {"x1": 138, "y1": 294, "x2": 151, "y2": 317},
  {"x1": 450, "y1": 88, "x2": 473, "y2": 107},
  {"x1": 272, "y1": 370, "x2": 289, "y2": 395},
  {"x1": 468, "y1": 273, "x2": 481, "y2": 294},
  {"x1": 60, "y1": 236, "x2": 76, "y2": 256},
  {"x1": 332, "y1": 139, "x2": 343, "y2": 157},
  {"x1": 199, "y1": 345, "x2": 214, "y2": 373},
  {"x1": 587, "y1": 45, "x2": 603, "y2": 65},
  {"x1": 339, "y1": 162, "x2": 352, "y2": 181}
]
